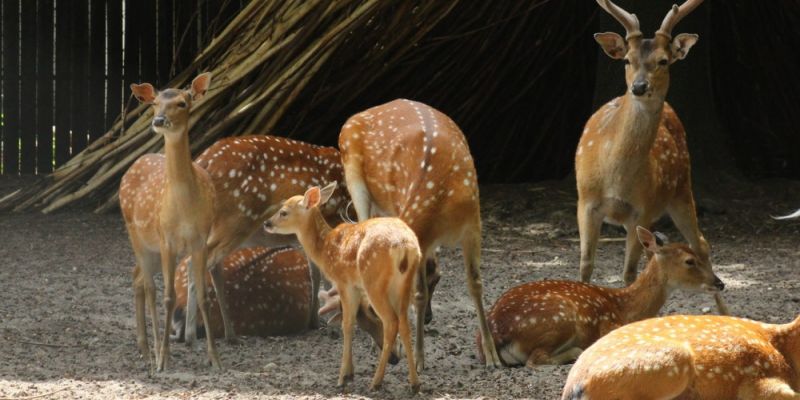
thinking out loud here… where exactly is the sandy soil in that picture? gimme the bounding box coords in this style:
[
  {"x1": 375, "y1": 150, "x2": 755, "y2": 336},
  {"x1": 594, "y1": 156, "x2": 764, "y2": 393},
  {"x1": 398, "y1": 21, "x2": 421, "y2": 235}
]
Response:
[{"x1": 1, "y1": 176, "x2": 799, "y2": 399}]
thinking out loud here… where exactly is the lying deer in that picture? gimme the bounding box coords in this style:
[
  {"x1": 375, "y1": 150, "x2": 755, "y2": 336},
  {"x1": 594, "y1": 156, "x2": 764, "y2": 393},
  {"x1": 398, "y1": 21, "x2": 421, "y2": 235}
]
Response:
[
  {"x1": 575, "y1": 0, "x2": 727, "y2": 314},
  {"x1": 182, "y1": 135, "x2": 349, "y2": 343},
  {"x1": 172, "y1": 246, "x2": 313, "y2": 339},
  {"x1": 264, "y1": 183, "x2": 421, "y2": 392},
  {"x1": 563, "y1": 313, "x2": 800, "y2": 399},
  {"x1": 339, "y1": 98, "x2": 501, "y2": 369},
  {"x1": 480, "y1": 227, "x2": 724, "y2": 367},
  {"x1": 121, "y1": 73, "x2": 220, "y2": 371}
]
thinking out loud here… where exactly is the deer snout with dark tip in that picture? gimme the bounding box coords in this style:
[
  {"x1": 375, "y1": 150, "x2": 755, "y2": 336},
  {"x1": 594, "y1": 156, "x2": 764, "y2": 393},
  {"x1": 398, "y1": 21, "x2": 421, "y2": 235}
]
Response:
[
  {"x1": 263, "y1": 220, "x2": 273, "y2": 231},
  {"x1": 631, "y1": 80, "x2": 648, "y2": 96},
  {"x1": 152, "y1": 116, "x2": 167, "y2": 127}
]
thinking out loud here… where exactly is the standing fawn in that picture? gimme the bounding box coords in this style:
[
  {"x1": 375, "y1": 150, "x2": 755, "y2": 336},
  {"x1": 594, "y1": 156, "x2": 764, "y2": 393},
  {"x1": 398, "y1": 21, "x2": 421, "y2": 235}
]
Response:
[
  {"x1": 480, "y1": 227, "x2": 724, "y2": 367},
  {"x1": 172, "y1": 246, "x2": 313, "y2": 340},
  {"x1": 339, "y1": 98, "x2": 502, "y2": 369},
  {"x1": 576, "y1": 0, "x2": 727, "y2": 313},
  {"x1": 562, "y1": 314, "x2": 800, "y2": 399},
  {"x1": 264, "y1": 183, "x2": 421, "y2": 392},
  {"x1": 120, "y1": 73, "x2": 220, "y2": 371},
  {"x1": 182, "y1": 135, "x2": 348, "y2": 344}
]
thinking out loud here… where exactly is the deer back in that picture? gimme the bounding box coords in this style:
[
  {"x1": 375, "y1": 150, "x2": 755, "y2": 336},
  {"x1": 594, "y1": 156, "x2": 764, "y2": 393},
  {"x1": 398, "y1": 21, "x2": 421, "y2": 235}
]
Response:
[{"x1": 339, "y1": 99, "x2": 479, "y2": 247}]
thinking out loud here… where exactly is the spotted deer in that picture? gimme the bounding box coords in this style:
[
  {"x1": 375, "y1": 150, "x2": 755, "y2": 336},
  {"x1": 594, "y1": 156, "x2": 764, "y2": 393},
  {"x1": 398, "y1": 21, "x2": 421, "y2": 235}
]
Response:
[
  {"x1": 576, "y1": 0, "x2": 727, "y2": 313},
  {"x1": 172, "y1": 246, "x2": 313, "y2": 339},
  {"x1": 480, "y1": 227, "x2": 724, "y2": 368},
  {"x1": 339, "y1": 98, "x2": 502, "y2": 369},
  {"x1": 121, "y1": 73, "x2": 221, "y2": 371},
  {"x1": 264, "y1": 183, "x2": 421, "y2": 393},
  {"x1": 563, "y1": 314, "x2": 800, "y2": 400},
  {"x1": 181, "y1": 135, "x2": 348, "y2": 344}
]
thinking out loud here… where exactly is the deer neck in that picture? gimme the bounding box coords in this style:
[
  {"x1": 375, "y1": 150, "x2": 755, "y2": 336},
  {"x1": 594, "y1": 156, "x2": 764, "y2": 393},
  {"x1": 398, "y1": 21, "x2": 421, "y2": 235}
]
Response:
[
  {"x1": 163, "y1": 129, "x2": 198, "y2": 198},
  {"x1": 294, "y1": 208, "x2": 334, "y2": 269},
  {"x1": 608, "y1": 95, "x2": 664, "y2": 169},
  {"x1": 615, "y1": 258, "x2": 669, "y2": 323}
]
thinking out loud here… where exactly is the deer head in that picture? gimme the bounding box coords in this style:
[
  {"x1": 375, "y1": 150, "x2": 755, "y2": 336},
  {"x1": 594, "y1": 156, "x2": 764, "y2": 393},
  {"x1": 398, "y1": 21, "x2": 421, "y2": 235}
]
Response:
[
  {"x1": 130, "y1": 73, "x2": 211, "y2": 140},
  {"x1": 263, "y1": 182, "x2": 338, "y2": 235},
  {"x1": 594, "y1": 0, "x2": 702, "y2": 102},
  {"x1": 636, "y1": 226, "x2": 723, "y2": 294}
]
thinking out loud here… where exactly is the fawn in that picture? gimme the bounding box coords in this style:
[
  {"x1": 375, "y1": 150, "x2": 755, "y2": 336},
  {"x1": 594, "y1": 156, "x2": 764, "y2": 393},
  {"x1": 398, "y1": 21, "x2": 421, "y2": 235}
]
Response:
[
  {"x1": 481, "y1": 227, "x2": 724, "y2": 367},
  {"x1": 264, "y1": 183, "x2": 421, "y2": 392}
]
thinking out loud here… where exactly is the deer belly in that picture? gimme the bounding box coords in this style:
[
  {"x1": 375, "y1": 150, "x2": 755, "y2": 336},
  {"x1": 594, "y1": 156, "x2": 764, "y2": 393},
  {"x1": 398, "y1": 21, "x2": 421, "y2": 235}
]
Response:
[{"x1": 599, "y1": 197, "x2": 637, "y2": 226}]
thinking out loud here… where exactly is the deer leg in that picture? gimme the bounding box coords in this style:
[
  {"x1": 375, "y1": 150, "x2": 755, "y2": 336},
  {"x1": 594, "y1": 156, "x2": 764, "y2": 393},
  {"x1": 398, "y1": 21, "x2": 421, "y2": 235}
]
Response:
[
  {"x1": 622, "y1": 220, "x2": 646, "y2": 285},
  {"x1": 193, "y1": 248, "x2": 222, "y2": 369},
  {"x1": 184, "y1": 258, "x2": 198, "y2": 345},
  {"x1": 414, "y1": 255, "x2": 429, "y2": 373},
  {"x1": 207, "y1": 259, "x2": 238, "y2": 344},
  {"x1": 157, "y1": 247, "x2": 177, "y2": 372},
  {"x1": 337, "y1": 289, "x2": 358, "y2": 388},
  {"x1": 368, "y1": 299, "x2": 398, "y2": 392},
  {"x1": 307, "y1": 257, "x2": 322, "y2": 329},
  {"x1": 578, "y1": 199, "x2": 603, "y2": 283},
  {"x1": 133, "y1": 265, "x2": 152, "y2": 369},
  {"x1": 398, "y1": 304, "x2": 420, "y2": 393},
  {"x1": 463, "y1": 232, "x2": 502, "y2": 368},
  {"x1": 667, "y1": 194, "x2": 729, "y2": 315}
]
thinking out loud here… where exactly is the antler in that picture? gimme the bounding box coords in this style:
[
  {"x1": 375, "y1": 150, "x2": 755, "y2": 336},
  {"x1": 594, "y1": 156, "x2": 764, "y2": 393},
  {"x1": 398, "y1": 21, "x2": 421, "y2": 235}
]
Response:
[
  {"x1": 596, "y1": 0, "x2": 642, "y2": 40},
  {"x1": 657, "y1": 0, "x2": 704, "y2": 38}
]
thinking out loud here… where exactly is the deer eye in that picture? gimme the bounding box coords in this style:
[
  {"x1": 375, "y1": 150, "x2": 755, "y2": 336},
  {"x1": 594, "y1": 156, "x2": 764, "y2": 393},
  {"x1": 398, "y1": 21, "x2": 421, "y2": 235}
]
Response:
[
  {"x1": 658, "y1": 59, "x2": 669, "y2": 66},
  {"x1": 685, "y1": 259, "x2": 696, "y2": 267},
  {"x1": 177, "y1": 101, "x2": 188, "y2": 108},
  {"x1": 279, "y1": 210, "x2": 288, "y2": 217}
]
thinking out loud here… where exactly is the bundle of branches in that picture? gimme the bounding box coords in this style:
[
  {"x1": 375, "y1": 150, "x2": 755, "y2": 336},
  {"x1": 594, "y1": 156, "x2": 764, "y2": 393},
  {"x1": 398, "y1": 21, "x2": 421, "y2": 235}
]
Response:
[{"x1": 1, "y1": 0, "x2": 597, "y2": 213}]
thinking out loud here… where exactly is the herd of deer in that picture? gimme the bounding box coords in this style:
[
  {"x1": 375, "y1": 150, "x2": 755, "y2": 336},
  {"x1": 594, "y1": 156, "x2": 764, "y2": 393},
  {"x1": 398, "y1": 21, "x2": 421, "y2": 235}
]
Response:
[{"x1": 116, "y1": 1, "x2": 800, "y2": 398}]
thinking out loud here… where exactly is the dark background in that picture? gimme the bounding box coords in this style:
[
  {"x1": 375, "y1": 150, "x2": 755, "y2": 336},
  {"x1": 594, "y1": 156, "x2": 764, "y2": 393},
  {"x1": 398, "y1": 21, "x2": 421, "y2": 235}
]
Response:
[{"x1": 1, "y1": 0, "x2": 798, "y2": 183}]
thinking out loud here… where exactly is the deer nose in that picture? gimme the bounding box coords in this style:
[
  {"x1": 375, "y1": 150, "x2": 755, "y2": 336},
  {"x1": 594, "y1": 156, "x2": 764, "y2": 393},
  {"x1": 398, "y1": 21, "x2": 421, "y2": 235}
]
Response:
[
  {"x1": 153, "y1": 116, "x2": 167, "y2": 127},
  {"x1": 631, "y1": 81, "x2": 648, "y2": 96},
  {"x1": 263, "y1": 220, "x2": 273, "y2": 230},
  {"x1": 713, "y1": 276, "x2": 725, "y2": 291}
]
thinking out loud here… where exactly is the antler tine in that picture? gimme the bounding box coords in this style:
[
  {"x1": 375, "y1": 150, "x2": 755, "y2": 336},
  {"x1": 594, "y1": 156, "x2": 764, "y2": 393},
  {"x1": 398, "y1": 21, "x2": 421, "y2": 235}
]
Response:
[
  {"x1": 657, "y1": 0, "x2": 704, "y2": 38},
  {"x1": 596, "y1": 0, "x2": 642, "y2": 40}
]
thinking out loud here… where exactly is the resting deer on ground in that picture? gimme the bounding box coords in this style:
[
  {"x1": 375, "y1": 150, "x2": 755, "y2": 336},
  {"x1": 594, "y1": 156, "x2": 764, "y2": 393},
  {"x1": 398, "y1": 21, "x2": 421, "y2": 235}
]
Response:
[
  {"x1": 576, "y1": 0, "x2": 728, "y2": 314},
  {"x1": 481, "y1": 227, "x2": 724, "y2": 367},
  {"x1": 264, "y1": 183, "x2": 421, "y2": 392},
  {"x1": 120, "y1": 73, "x2": 220, "y2": 371},
  {"x1": 339, "y1": 98, "x2": 501, "y2": 369},
  {"x1": 181, "y1": 135, "x2": 348, "y2": 344},
  {"x1": 562, "y1": 313, "x2": 800, "y2": 399},
  {"x1": 172, "y1": 246, "x2": 313, "y2": 339}
]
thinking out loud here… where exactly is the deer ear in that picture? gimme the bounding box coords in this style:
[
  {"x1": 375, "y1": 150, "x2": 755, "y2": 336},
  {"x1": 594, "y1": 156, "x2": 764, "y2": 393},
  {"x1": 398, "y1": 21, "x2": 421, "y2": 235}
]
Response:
[
  {"x1": 636, "y1": 226, "x2": 661, "y2": 253},
  {"x1": 130, "y1": 83, "x2": 156, "y2": 104},
  {"x1": 189, "y1": 72, "x2": 212, "y2": 101},
  {"x1": 671, "y1": 33, "x2": 699, "y2": 62},
  {"x1": 302, "y1": 186, "x2": 322, "y2": 209},
  {"x1": 319, "y1": 181, "x2": 337, "y2": 205},
  {"x1": 594, "y1": 32, "x2": 627, "y2": 60}
]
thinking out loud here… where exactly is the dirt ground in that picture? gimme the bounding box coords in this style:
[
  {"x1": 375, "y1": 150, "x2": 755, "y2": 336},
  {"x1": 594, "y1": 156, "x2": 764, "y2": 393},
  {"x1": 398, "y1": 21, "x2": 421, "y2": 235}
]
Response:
[{"x1": 1, "y1": 175, "x2": 800, "y2": 399}]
